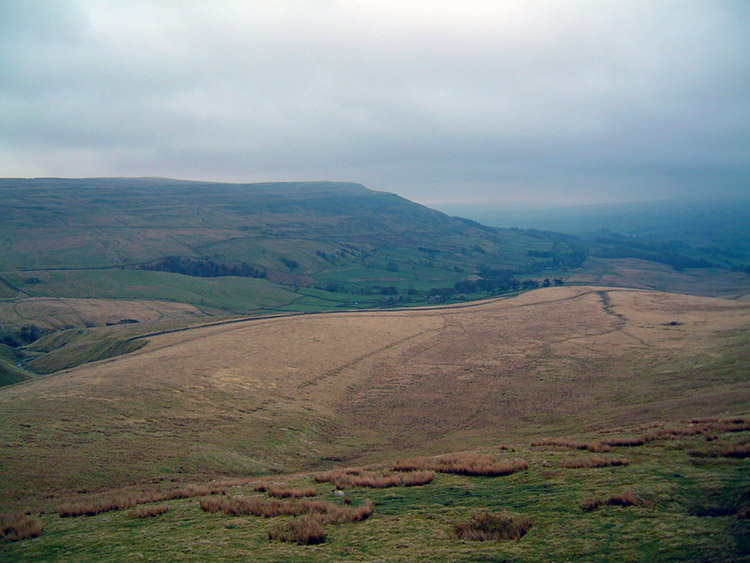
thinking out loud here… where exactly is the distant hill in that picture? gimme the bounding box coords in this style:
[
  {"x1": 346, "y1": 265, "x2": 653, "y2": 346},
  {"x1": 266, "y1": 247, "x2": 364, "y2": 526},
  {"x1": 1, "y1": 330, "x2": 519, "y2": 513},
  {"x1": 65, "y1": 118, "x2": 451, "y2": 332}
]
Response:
[
  {"x1": 438, "y1": 198, "x2": 750, "y2": 264},
  {"x1": 0, "y1": 177, "x2": 747, "y2": 378},
  {"x1": 0, "y1": 178, "x2": 576, "y2": 317}
]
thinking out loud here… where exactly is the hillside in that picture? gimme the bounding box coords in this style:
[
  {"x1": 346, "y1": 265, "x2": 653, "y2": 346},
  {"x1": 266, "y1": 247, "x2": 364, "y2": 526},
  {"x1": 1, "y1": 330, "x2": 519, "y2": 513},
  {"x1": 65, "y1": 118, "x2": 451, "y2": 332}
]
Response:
[
  {"x1": 0, "y1": 178, "x2": 585, "y2": 374},
  {"x1": 1, "y1": 286, "x2": 748, "y2": 561},
  {"x1": 438, "y1": 198, "x2": 750, "y2": 264},
  {"x1": 1, "y1": 286, "x2": 747, "y2": 507},
  {"x1": 2, "y1": 177, "x2": 747, "y2": 381}
]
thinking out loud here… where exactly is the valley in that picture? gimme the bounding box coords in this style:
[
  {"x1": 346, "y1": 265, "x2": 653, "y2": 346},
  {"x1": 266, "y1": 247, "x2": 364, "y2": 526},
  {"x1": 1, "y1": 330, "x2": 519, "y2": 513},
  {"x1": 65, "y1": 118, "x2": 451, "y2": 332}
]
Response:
[{"x1": 0, "y1": 179, "x2": 748, "y2": 560}]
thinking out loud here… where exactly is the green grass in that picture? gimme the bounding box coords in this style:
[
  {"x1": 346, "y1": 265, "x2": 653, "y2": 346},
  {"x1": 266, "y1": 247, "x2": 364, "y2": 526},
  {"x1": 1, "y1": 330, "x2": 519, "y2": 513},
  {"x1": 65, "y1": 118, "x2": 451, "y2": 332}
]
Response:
[
  {"x1": 0, "y1": 355, "x2": 29, "y2": 387},
  {"x1": 3, "y1": 270, "x2": 301, "y2": 313},
  {"x1": 24, "y1": 328, "x2": 148, "y2": 374},
  {"x1": 3, "y1": 426, "x2": 748, "y2": 561}
]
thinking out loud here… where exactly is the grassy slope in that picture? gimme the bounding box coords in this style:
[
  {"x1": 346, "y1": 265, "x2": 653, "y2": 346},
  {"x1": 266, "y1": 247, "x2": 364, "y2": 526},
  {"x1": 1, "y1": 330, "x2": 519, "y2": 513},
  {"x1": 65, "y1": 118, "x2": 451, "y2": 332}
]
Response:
[
  {"x1": 1, "y1": 287, "x2": 748, "y2": 560},
  {"x1": 2, "y1": 178, "x2": 747, "y2": 382},
  {"x1": 0, "y1": 287, "x2": 747, "y2": 506},
  {"x1": 0, "y1": 343, "x2": 29, "y2": 386},
  {"x1": 0, "y1": 178, "x2": 564, "y2": 373},
  {"x1": 3, "y1": 421, "x2": 749, "y2": 561}
]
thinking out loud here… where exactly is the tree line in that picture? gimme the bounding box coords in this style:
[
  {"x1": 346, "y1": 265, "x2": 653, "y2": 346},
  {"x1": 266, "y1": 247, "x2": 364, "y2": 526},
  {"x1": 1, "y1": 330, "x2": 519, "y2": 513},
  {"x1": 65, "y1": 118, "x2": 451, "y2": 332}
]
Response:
[{"x1": 139, "y1": 257, "x2": 267, "y2": 279}]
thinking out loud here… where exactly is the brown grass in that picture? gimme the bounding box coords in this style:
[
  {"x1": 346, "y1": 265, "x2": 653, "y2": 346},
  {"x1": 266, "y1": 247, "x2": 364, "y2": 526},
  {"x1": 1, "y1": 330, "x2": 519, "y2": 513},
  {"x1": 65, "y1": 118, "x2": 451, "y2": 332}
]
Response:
[
  {"x1": 597, "y1": 418, "x2": 750, "y2": 450},
  {"x1": 266, "y1": 485, "x2": 316, "y2": 499},
  {"x1": 531, "y1": 438, "x2": 612, "y2": 453},
  {"x1": 200, "y1": 495, "x2": 375, "y2": 524},
  {"x1": 721, "y1": 442, "x2": 750, "y2": 458},
  {"x1": 561, "y1": 457, "x2": 630, "y2": 469},
  {"x1": 601, "y1": 436, "x2": 647, "y2": 447},
  {"x1": 58, "y1": 483, "x2": 228, "y2": 517},
  {"x1": 322, "y1": 499, "x2": 375, "y2": 524},
  {"x1": 313, "y1": 467, "x2": 435, "y2": 488},
  {"x1": 451, "y1": 511, "x2": 531, "y2": 542},
  {"x1": 608, "y1": 491, "x2": 642, "y2": 507},
  {"x1": 127, "y1": 504, "x2": 170, "y2": 518},
  {"x1": 580, "y1": 497, "x2": 604, "y2": 511},
  {"x1": 707, "y1": 419, "x2": 750, "y2": 433},
  {"x1": 582, "y1": 490, "x2": 643, "y2": 511},
  {"x1": 0, "y1": 512, "x2": 44, "y2": 542},
  {"x1": 267, "y1": 515, "x2": 327, "y2": 545},
  {"x1": 2, "y1": 287, "x2": 748, "y2": 510},
  {"x1": 200, "y1": 496, "x2": 301, "y2": 518},
  {"x1": 394, "y1": 452, "x2": 529, "y2": 477}
]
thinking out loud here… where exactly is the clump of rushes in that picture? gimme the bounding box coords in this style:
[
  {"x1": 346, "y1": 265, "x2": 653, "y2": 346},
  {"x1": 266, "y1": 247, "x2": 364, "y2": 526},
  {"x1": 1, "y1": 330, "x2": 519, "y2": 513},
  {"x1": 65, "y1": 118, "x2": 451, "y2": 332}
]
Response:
[
  {"x1": 531, "y1": 438, "x2": 612, "y2": 453},
  {"x1": 601, "y1": 436, "x2": 647, "y2": 447},
  {"x1": 561, "y1": 457, "x2": 630, "y2": 468},
  {"x1": 323, "y1": 500, "x2": 374, "y2": 524},
  {"x1": 721, "y1": 441, "x2": 750, "y2": 458},
  {"x1": 58, "y1": 484, "x2": 228, "y2": 517},
  {"x1": 267, "y1": 515, "x2": 327, "y2": 545},
  {"x1": 580, "y1": 490, "x2": 643, "y2": 511},
  {"x1": 608, "y1": 491, "x2": 642, "y2": 507},
  {"x1": 313, "y1": 467, "x2": 434, "y2": 488},
  {"x1": 580, "y1": 497, "x2": 605, "y2": 512},
  {"x1": 704, "y1": 418, "x2": 750, "y2": 433},
  {"x1": 1, "y1": 512, "x2": 44, "y2": 542},
  {"x1": 452, "y1": 511, "x2": 531, "y2": 542},
  {"x1": 128, "y1": 505, "x2": 170, "y2": 518},
  {"x1": 200, "y1": 496, "x2": 375, "y2": 523},
  {"x1": 266, "y1": 485, "x2": 316, "y2": 499},
  {"x1": 394, "y1": 452, "x2": 529, "y2": 477}
]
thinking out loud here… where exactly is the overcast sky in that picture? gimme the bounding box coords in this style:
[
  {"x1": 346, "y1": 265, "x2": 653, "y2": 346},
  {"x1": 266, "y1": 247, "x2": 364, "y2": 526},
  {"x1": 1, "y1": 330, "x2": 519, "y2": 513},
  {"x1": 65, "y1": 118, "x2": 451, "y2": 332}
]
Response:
[{"x1": 1, "y1": 1, "x2": 748, "y2": 208}]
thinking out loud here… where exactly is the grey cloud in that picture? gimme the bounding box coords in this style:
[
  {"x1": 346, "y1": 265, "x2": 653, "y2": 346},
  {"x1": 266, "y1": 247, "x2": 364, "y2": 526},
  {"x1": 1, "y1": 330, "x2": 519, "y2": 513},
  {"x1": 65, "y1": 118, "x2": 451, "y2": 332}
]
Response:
[{"x1": 1, "y1": 0, "x2": 748, "y2": 206}]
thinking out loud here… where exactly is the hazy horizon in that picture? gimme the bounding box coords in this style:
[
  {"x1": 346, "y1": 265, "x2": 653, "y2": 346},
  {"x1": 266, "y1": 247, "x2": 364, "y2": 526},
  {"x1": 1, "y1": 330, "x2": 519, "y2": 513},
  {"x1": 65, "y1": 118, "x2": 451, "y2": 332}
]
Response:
[{"x1": 1, "y1": 1, "x2": 748, "y2": 208}]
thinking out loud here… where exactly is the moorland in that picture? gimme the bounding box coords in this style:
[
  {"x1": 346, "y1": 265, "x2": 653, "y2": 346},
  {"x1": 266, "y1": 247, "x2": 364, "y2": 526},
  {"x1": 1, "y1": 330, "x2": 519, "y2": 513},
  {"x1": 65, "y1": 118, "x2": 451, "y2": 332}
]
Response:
[{"x1": 0, "y1": 178, "x2": 748, "y2": 561}]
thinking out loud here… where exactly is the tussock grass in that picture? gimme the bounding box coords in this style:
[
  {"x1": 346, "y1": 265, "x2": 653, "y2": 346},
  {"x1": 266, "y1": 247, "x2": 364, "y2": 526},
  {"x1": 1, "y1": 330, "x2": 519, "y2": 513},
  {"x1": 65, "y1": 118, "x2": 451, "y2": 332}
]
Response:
[
  {"x1": 200, "y1": 495, "x2": 375, "y2": 523},
  {"x1": 561, "y1": 457, "x2": 630, "y2": 469},
  {"x1": 721, "y1": 442, "x2": 750, "y2": 458},
  {"x1": 58, "y1": 484, "x2": 227, "y2": 517},
  {"x1": 313, "y1": 467, "x2": 435, "y2": 488},
  {"x1": 267, "y1": 515, "x2": 327, "y2": 545},
  {"x1": 531, "y1": 438, "x2": 612, "y2": 453},
  {"x1": 579, "y1": 497, "x2": 605, "y2": 511},
  {"x1": 608, "y1": 491, "x2": 642, "y2": 507},
  {"x1": 394, "y1": 452, "x2": 529, "y2": 477},
  {"x1": 200, "y1": 496, "x2": 300, "y2": 518},
  {"x1": 0, "y1": 512, "x2": 44, "y2": 543},
  {"x1": 58, "y1": 497, "x2": 137, "y2": 517},
  {"x1": 601, "y1": 436, "x2": 647, "y2": 447},
  {"x1": 266, "y1": 485, "x2": 316, "y2": 499},
  {"x1": 451, "y1": 511, "x2": 531, "y2": 542},
  {"x1": 581, "y1": 490, "x2": 643, "y2": 511},
  {"x1": 127, "y1": 505, "x2": 170, "y2": 518},
  {"x1": 704, "y1": 418, "x2": 750, "y2": 433},
  {"x1": 600, "y1": 418, "x2": 750, "y2": 449},
  {"x1": 323, "y1": 500, "x2": 375, "y2": 524}
]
